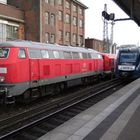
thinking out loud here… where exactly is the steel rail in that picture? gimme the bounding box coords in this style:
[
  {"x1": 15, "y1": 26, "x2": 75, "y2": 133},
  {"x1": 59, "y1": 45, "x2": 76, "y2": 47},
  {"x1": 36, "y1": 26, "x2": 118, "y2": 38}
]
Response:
[{"x1": 0, "y1": 78, "x2": 127, "y2": 140}]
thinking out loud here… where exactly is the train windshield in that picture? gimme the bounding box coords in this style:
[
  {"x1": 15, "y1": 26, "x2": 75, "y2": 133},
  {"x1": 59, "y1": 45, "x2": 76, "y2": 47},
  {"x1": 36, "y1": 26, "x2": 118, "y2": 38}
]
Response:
[
  {"x1": 0, "y1": 48, "x2": 9, "y2": 58},
  {"x1": 120, "y1": 52, "x2": 138, "y2": 63}
]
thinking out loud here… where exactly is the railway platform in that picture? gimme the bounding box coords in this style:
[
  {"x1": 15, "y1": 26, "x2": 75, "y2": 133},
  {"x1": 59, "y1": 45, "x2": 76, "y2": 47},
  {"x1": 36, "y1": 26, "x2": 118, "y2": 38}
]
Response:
[{"x1": 38, "y1": 78, "x2": 140, "y2": 140}]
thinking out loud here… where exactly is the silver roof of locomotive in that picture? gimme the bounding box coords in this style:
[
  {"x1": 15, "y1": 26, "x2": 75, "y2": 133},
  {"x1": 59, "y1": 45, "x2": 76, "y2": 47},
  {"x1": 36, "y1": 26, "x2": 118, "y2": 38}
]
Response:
[{"x1": 0, "y1": 40, "x2": 99, "y2": 54}]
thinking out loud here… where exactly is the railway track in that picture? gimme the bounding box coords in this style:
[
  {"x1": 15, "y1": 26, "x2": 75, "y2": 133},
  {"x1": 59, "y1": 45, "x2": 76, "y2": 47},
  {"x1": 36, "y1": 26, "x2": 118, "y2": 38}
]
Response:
[{"x1": 0, "y1": 78, "x2": 133, "y2": 140}]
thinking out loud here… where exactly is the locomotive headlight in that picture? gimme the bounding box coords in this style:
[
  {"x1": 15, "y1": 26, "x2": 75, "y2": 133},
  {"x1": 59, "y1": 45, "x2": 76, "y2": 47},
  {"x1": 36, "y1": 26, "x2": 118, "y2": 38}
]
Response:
[
  {"x1": 131, "y1": 66, "x2": 135, "y2": 70},
  {"x1": 118, "y1": 65, "x2": 122, "y2": 70},
  {"x1": 0, "y1": 76, "x2": 5, "y2": 82}
]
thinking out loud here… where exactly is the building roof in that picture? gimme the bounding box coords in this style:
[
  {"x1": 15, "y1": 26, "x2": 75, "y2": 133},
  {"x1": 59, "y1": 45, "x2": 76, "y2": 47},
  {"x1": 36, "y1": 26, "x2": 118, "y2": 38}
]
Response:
[
  {"x1": 113, "y1": 0, "x2": 140, "y2": 26},
  {"x1": 85, "y1": 38, "x2": 103, "y2": 43},
  {"x1": 73, "y1": 0, "x2": 88, "y2": 9}
]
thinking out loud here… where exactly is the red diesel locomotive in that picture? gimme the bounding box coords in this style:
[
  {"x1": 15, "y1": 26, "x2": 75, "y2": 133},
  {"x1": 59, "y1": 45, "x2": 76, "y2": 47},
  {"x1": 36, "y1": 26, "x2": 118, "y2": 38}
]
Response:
[{"x1": 0, "y1": 41, "x2": 105, "y2": 104}]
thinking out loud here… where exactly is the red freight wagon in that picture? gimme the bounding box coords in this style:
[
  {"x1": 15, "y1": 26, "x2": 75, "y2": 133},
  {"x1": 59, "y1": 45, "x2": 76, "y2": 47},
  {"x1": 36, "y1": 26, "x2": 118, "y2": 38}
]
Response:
[{"x1": 101, "y1": 53, "x2": 116, "y2": 76}]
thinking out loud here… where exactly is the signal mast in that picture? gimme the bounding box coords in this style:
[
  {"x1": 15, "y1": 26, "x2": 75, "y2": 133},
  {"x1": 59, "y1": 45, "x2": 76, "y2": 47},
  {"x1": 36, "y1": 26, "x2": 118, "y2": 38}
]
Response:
[
  {"x1": 102, "y1": 4, "x2": 109, "y2": 53},
  {"x1": 102, "y1": 4, "x2": 115, "y2": 53}
]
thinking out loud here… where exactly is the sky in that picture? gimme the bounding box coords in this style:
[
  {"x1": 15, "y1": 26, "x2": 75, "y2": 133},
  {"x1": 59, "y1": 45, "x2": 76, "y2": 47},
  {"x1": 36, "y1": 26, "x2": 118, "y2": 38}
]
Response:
[{"x1": 80, "y1": 0, "x2": 140, "y2": 46}]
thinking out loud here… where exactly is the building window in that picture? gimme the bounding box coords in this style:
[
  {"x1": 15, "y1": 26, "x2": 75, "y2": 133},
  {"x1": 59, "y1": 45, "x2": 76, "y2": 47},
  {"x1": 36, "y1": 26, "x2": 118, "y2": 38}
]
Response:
[
  {"x1": 45, "y1": 12, "x2": 49, "y2": 25},
  {"x1": 73, "y1": 4, "x2": 77, "y2": 12},
  {"x1": 50, "y1": 0, "x2": 55, "y2": 6},
  {"x1": 66, "y1": 32, "x2": 70, "y2": 42},
  {"x1": 45, "y1": 0, "x2": 49, "y2": 3},
  {"x1": 59, "y1": 30, "x2": 63, "y2": 40},
  {"x1": 0, "y1": 23, "x2": 6, "y2": 42},
  {"x1": 79, "y1": 35, "x2": 83, "y2": 46},
  {"x1": 50, "y1": 34, "x2": 55, "y2": 43},
  {"x1": 73, "y1": 34, "x2": 77, "y2": 43},
  {"x1": 65, "y1": 1, "x2": 70, "y2": 9},
  {"x1": 79, "y1": 19, "x2": 83, "y2": 28},
  {"x1": 6, "y1": 25, "x2": 18, "y2": 40},
  {"x1": 73, "y1": 17, "x2": 77, "y2": 26},
  {"x1": 45, "y1": 33, "x2": 49, "y2": 43},
  {"x1": 79, "y1": 7, "x2": 83, "y2": 15},
  {"x1": 58, "y1": 11, "x2": 63, "y2": 21},
  {"x1": 58, "y1": 0, "x2": 62, "y2": 5},
  {"x1": 65, "y1": 14, "x2": 70, "y2": 23},
  {"x1": 50, "y1": 13, "x2": 55, "y2": 26}
]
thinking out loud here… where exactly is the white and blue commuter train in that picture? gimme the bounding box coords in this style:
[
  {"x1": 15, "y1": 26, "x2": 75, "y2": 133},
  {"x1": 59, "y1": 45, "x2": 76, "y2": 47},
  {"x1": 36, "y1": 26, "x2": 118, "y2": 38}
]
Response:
[{"x1": 116, "y1": 45, "x2": 140, "y2": 77}]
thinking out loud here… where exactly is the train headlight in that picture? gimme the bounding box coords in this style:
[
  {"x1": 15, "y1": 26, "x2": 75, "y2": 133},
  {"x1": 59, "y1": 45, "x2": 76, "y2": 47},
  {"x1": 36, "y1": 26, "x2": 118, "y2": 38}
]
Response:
[
  {"x1": 118, "y1": 65, "x2": 122, "y2": 70},
  {"x1": 0, "y1": 76, "x2": 5, "y2": 82}
]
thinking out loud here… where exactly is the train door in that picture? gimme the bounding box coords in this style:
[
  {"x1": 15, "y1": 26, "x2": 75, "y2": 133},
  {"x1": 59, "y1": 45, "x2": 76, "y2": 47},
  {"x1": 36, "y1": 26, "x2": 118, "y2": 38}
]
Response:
[
  {"x1": 30, "y1": 60, "x2": 40, "y2": 82},
  {"x1": 95, "y1": 59, "x2": 98, "y2": 71},
  {"x1": 29, "y1": 49, "x2": 41, "y2": 87}
]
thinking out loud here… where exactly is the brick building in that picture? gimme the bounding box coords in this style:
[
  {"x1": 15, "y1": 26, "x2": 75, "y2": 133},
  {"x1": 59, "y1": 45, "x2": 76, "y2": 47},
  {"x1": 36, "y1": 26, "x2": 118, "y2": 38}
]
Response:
[
  {"x1": 7, "y1": 0, "x2": 87, "y2": 47},
  {"x1": 85, "y1": 38, "x2": 104, "y2": 52},
  {"x1": 0, "y1": 0, "x2": 25, "y2": 42}
]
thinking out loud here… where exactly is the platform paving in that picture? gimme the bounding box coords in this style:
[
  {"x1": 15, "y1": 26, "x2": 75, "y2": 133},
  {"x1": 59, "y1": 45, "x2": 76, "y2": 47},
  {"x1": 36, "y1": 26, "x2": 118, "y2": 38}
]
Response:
[{"x1": 38, "y1": 78, "x2": 140, "y2": 140}]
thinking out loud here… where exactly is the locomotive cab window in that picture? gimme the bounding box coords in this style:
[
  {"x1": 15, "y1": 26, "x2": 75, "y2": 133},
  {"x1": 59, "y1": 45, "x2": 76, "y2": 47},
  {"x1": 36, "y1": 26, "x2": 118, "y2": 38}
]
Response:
[
  {"x1": 90, "y1": 53, "x2": 94, "y2": 58},
  {"x1": 41, "y1": 50, "x2": 49, "y2": 58},
  {"x1": 98, "y1": 54, "x2": 103, "y2": 59},
  {"x1": 64, "y1": 51, "x2": 72, "y2": 59},
  {"x1": 18, "y1": 49, "x2": 26, "y2": 58},
  {"x1": 53, "y1": 51, "x2": 60, "y2": 59},
  {"x1": 0, "y1": 48, "x2": 9, "y2": 58},
  {"x1": 28, "y1": 49, "x2": 42, "y2": 58},
  {"x1": 72, "y1": 52, "x2": 80, "y2": 59},
  {"x1": 120, "y1": 52, "x2": 138, "y2": 63},
  {"x1": 79, "y1": 52, "x2": 83, "y2": 59},
  {"x1": 88, "y1": 53, "x2": 92, "y2": 58},
  {"x1": 91, "y1": 53, "x2": 98, "y2": 59},
  {"x1": 82, "y1": 53, "x2": 88, "y2": 58}
]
